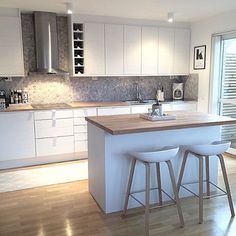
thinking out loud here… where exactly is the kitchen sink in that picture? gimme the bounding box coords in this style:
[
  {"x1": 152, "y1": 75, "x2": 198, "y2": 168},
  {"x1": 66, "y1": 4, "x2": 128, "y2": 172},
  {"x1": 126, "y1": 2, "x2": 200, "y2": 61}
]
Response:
[{"x1": 125, "y1": 100, "x2": 156, "y2": 105}]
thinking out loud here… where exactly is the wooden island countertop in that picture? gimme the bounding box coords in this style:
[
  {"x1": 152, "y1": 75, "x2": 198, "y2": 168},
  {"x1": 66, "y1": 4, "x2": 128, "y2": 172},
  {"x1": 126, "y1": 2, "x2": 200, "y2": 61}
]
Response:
[{"x1": 85, "y1": 111, "x2": 236, "y2": 135}]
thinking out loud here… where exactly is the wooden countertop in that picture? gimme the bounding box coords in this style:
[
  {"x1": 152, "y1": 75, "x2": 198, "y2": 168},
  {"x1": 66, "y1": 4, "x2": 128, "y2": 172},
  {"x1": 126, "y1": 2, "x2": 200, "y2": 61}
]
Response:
[
  {"x1": 85, "y1": 111, "x2": 236, "y2": 135},
  {"x1": 0, "y1": 101, "x2": 130, "y2": 112}
]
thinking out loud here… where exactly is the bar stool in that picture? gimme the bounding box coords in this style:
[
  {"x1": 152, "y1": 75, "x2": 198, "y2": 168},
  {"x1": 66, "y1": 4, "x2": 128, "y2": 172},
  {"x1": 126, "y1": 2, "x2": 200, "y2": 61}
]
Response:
[
  {"x1": 177, "y1": 141, "x2": 235, "y2": 224},
  {"x1": 123, "y1": 146, "x2": 184, "y2": 236}
]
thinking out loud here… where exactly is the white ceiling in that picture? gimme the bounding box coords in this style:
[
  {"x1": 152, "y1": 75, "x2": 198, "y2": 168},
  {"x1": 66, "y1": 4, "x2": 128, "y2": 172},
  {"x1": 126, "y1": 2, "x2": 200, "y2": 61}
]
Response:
[{"x1": 0, "y1": 0, "x2": 236, "y2": 22}]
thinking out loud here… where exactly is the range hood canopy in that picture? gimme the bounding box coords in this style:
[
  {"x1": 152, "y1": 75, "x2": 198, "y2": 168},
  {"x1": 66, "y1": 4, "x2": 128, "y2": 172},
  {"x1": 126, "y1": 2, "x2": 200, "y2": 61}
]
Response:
[{"x1": 34, "y1": 11, "x2": 68, "y2": 75}]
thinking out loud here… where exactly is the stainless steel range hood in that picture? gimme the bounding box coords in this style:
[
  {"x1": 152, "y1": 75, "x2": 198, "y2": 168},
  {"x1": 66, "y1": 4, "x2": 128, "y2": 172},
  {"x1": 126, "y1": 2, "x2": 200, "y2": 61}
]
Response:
[{"x1": 34, "y1": 11, "x2": 68, "y2": 75}]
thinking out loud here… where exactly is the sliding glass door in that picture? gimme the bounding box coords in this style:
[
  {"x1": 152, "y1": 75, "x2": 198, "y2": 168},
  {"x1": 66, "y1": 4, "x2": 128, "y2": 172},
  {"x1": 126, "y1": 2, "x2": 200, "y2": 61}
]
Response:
[{"x1": 219, "y1": 36, "x2": 236, "y2": 154}]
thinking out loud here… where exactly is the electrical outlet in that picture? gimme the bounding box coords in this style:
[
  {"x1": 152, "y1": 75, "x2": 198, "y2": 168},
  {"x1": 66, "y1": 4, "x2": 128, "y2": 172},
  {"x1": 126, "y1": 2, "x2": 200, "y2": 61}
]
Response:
[{"x1": 5, "y1": 77, "x2": 12, "y2": 82}]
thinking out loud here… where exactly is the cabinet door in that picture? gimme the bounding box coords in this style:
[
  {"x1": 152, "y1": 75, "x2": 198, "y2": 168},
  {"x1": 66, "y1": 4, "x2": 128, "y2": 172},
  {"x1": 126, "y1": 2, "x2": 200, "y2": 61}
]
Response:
[
  {"x1": 172, "y1": 103, "x2": 197, "y2": 111},
  {"x1": 173, "y1": 28, "x2": 190, "y2": 75},
  {"x1": 142, "y1": 26, "x2": 158, "y2": 74},
  {"x1": 97, "y1": 107, "x2": 114, "y2": 116},
  {"x1": 0, "y1": 112, "x2": 35, "y2": 161},
  {"x1": 112, "y1": 107, "x2": 131, "y2": 115},
  {"x1": 105, "y1": 24, "x2": 124, "y2": 75},
  {"x1": 84, "y1": 23, "x2": 105, "y2": 75},
  {"x1": 0, "y1": 9, "x2": 24, "y2": 76},
  {"x1": 124, "y1": 25, "x2": 141, "y2": 75},
  {"x1": 158, "y1": 28, "x2": 174, "y2": 75}
]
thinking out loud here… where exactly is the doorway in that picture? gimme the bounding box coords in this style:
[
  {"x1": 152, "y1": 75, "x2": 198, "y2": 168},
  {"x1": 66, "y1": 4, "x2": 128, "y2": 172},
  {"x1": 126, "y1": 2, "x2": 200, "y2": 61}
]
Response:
[{"x1": 212, "y1": 34, "x2": 236, "y2": 154}]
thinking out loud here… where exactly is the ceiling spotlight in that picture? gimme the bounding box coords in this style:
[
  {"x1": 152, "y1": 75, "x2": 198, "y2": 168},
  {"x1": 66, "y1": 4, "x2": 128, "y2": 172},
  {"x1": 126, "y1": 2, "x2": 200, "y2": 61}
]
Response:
[
  {"x1": 66, "y1": 2, "x2": 73, "y2": 14},
  {"x1": 168, "y1": 12, "x2": 174, "y2": 23}
]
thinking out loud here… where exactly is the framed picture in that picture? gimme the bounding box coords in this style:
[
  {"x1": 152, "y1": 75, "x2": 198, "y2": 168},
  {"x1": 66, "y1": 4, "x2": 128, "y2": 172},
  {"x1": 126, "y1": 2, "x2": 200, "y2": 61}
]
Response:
[{"x1": 194, "y1": 45, "x2": 206, "y2": 70}]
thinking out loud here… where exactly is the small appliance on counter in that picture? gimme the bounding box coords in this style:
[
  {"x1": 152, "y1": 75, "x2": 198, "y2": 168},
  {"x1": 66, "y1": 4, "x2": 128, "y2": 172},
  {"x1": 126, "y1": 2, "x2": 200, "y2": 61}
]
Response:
[
  {"x1": 173, "y1": 82, "x2": 184, "y2": 100},
  {"x1": 0, "y1": 90, "x2": 7, "y2": 110}
]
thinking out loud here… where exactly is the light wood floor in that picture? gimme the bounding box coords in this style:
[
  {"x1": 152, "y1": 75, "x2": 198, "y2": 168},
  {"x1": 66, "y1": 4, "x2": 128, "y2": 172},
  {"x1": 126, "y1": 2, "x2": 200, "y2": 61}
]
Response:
[{"x1": 1, "y1": 156, "x2": 236, "y2": 236}]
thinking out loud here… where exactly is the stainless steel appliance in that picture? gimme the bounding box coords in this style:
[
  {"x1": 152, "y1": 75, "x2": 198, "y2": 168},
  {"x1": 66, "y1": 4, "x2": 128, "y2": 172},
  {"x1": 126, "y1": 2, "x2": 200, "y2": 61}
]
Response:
[{"x1": 173, "y1": 83, "x2": 184, "y2": 100}]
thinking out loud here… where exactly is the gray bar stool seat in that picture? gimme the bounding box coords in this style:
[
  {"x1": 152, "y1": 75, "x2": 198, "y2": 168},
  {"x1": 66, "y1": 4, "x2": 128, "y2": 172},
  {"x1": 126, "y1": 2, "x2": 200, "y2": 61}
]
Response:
[
  {"x1": 177, "y1": 141, "x2": 235, "y2": 224},
  {"x1": 123, "y1": 146, "x2": 184, "y2": 236}
]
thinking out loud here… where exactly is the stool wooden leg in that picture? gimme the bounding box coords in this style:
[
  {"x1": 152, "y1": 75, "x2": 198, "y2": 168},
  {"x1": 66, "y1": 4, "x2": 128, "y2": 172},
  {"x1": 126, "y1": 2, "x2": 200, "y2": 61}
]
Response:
[
  {"x1": 123, "y1": 158, "x2": 136, "y2": 216},
  {"x1": 144, "y1": 162, "x2": 150, "y2": 236},
  {"x1": 199, "y1": 156, "x2": 204, "y2": 224},
  {"x1": 177, "y1": 151, "x2": 189, "y2": 192},
  {"x1": 166, "y1": 160, "x2": 184, "y2": 227},
  {"x1": 218, "y1": 154, "x2": 235, "y2": 217},
  {"x1": 156, "y1": 163, "x2": 163, "y2": 205},
  {"x1": 205, "y1": 156, "x2": 210, "y2": 198}
]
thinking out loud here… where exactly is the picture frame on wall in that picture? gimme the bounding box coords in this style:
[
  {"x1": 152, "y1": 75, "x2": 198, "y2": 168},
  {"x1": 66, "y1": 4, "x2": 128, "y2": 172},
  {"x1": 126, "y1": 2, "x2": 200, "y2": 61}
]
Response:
[{"x1": 194, "y1": 45, "x2": 206, "y2": 70}]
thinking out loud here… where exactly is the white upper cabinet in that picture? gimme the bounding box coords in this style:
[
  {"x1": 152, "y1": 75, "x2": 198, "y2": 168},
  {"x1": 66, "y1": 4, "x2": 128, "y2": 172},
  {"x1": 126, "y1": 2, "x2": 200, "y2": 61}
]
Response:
[
  {"x1": 0, "y1": 8, "x2": 24, "y2": 77},
  {"x1": 158, "y1": 27, "x2": 174, "y2": 75},
  {"x1": 173, "y1": 28, "x2": 190, "y2": 75},
  {"x1": 124, "y1": 25, "x2": 142, "y2": 75},
  {"x1": 105, "y1": 24, "x2": 124, "y2": 75},
  {"x1": 141, "y1": 26, "x2": 158, "y2": 75},
  {"x1": 84, "y1": 23, "x2": 105, "y2": 75}
]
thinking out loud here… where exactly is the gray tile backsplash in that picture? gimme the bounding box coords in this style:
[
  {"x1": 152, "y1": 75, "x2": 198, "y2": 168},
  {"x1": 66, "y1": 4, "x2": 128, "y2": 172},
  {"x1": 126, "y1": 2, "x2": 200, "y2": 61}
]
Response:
[{"x1": 0, "y1": 14, "x2": 198, "y2": 104}]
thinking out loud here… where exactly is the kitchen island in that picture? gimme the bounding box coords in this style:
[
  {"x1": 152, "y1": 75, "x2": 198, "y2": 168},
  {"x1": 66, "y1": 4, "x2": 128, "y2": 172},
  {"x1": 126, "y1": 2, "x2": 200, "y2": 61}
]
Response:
[{"x1": 86, "y1": 112, "x2": 236, "y2": 214}]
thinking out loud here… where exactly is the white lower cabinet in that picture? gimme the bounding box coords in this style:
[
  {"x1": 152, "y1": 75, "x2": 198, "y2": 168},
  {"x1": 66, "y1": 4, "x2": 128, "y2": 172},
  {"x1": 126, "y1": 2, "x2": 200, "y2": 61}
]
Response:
[
  {"x1": 75, "y1": 140, "x2": 88, "y2": 152},
  {"x1": 0, "y1": 111, "x2": 35, "y2": 161},
  {"x1": 171, "y1": 103, "x2": 197, "y2": 112},
  {"x1": 36, "y1": 136, "x2": 74, "y2": 157}
]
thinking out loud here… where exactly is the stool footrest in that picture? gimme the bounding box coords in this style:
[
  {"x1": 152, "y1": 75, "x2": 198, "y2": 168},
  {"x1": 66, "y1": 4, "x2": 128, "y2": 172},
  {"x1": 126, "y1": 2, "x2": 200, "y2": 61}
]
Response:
[
  {"x1": 180, "y1": 180, "x2": 227, "y2": 199},
  {"x1": 129, "y1": 187, "x2": 176, "y2": 208}
]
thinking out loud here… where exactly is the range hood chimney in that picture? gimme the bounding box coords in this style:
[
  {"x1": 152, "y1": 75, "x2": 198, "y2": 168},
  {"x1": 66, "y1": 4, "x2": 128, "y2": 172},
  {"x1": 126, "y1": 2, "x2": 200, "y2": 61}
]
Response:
[{"x1": 34, "y1": 11, "x2": 68, "y2": 75}]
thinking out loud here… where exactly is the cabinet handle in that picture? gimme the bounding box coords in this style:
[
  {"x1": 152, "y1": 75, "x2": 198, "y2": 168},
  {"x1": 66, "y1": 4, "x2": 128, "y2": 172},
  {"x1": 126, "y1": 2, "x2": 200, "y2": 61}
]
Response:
[{"x1": 52, "y1": 110, "x2": 56, "y2": 121}]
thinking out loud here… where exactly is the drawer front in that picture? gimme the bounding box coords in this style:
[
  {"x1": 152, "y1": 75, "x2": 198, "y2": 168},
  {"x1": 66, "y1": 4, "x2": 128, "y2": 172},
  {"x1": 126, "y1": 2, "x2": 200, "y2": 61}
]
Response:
[
  {"x1": 75, "y1": 140, "x2": 88, "y2": 152},
  {"x1": 36, "y1": 136, "x2": 74, "y2": 157},
  {"x1": 74, "y1": 108, "x2": 97, "y2": 117},
  {"x1": 35, "y1": 118, "x2": 74, "y2": 138},
  {"x1": 74, "y1": 117, "x2": 86, "y2": 125},
  {"x1": 34, "y1": 109, "x2": 73, "y2": 120},
  {"x1": 112, "y1": 107, "x2": 131, "y2": 115},
  {"x1": 131, "y1": 105, "x2": 152, "y2": 114},
  {"x1": 97, "y1": 107, "x2": 114, "y2": 116},
  {"x1": 171, "y1": 103, "x2": 197, "y2": 111},
  {"x1": 74, "y1": 125, "x2": 87, "y2": 133},
  {"x1": 162, "y1": 104, "x2": 172, "y2": 112},
  {"x1": 75, "y1": 132, "x2": 87, "y2": 141},
  {"x1": 98, "y1": 107, "x2": 130, "y2": 116}
]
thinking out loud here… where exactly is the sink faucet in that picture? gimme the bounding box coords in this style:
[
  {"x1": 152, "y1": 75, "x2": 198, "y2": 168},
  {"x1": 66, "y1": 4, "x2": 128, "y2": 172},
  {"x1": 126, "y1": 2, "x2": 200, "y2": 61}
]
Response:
[{"x1": 135, "y1": 82, "x2": 143, "y2": 102}]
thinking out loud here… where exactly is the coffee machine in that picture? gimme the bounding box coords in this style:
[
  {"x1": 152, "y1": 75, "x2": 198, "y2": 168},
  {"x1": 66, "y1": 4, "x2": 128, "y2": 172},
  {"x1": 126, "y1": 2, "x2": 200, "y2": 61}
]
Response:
[
  {"x1": 173, "y1": 83, "x2": 184, "y2": 100},
  {"x1": 0, "y1": 90, "x2": 7, "y2": 110}
]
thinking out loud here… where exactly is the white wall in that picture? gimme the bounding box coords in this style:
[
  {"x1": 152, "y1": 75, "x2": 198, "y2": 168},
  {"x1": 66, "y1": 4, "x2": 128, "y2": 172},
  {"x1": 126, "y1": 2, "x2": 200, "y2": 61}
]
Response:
[{"x1": 190, "y1": 9, "x2": 236, "y2": 112}]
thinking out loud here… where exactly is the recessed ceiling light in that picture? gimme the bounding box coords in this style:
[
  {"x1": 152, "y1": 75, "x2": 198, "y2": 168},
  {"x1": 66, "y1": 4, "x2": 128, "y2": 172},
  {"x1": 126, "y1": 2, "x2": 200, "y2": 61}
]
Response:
[
  {"x1": 168, "y1": 12, "x2": 174, "y2": 23},
  {"x1": 66, "y1": 2, "x2": 73, "y2": 15}
]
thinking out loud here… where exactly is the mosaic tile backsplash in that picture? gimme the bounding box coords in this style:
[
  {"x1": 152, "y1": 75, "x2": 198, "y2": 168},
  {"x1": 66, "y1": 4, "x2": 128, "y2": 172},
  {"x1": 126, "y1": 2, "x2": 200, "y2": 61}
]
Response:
[{"x1": 0, "y1": 14, "x2": 198, "y2": 104}]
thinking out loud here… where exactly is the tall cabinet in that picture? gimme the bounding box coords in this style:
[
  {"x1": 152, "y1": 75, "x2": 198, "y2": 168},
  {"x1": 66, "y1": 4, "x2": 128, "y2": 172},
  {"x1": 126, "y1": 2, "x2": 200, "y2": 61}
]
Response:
[
  {"x1": 0, "y1": 8, "x2": 24, "y2": 77},
  {"x1": 124, "y1": 25, "x2": 142, "y2": 75},
  {"x1": 105, "y1": 24, "x2": 124, "y2": 75},
  {"x1": 84, "y1": 23, "x2": 105, "y2": 75}
]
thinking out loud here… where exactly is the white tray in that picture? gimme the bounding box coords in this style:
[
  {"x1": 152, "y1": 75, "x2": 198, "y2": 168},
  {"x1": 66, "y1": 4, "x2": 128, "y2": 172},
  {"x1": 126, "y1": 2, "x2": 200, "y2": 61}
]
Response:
[{"x1": 140, "y1": 113, "x2": 176, "y2": 121}]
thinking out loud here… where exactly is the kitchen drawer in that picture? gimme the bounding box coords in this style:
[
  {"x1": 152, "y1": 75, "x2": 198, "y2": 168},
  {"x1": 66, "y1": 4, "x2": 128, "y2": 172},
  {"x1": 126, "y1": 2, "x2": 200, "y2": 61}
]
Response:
[
  {"x1": 112, "y1": 107, "x2": 131, "y2": 115},
  {"x1": 75, "y1": 140, "x2": 88, "y2": 152},
  {"x1": 162, "y1": 104, "x2": 172, "y2": 112},
  {"x1": 34, "y1": 109, "x2": 73, "y2": 120},
  {"x1": 35, "y1": 118, "x2": 74, "y2": 138},
  {"x1": 74, "y1": 117, "x2": 86, "y2": 125},
  {"x1": 74, "y1": 108, "x2": 97, "y2": 117},
  {"x1": 97, "y1": 107, "x2": 130, "y2": 116},
  {"x1": 74, "y1": 125, "x2": 87, "y2": 133},
  {"x1": 131, "y1": 105, "x2": 152, "y2": 114},
  {"x1": 171, "y1": 103, "x2": 197, "y2": 111},
  {"x1": 75, "y1": 132, "x2": 87, "y2": 141},
  {"x1": 36, "y1": 136, "x2": 74, "y2": 157}
]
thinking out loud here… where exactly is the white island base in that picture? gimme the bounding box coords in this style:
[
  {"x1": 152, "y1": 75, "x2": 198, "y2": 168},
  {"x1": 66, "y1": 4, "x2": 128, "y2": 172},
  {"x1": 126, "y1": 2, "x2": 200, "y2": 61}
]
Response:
[{"x1": 88, "y1": 123, "x2": 221, "y2": 214}]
